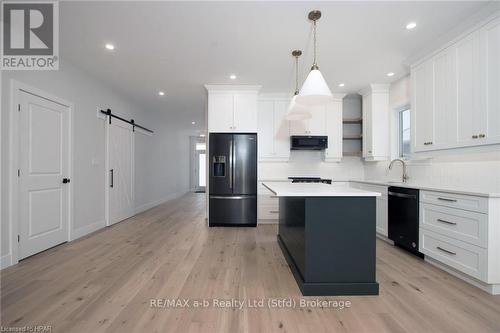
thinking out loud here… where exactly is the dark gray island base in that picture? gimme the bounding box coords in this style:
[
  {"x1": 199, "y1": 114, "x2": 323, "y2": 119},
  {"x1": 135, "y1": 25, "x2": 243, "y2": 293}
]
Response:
[{"x1": 277, "y1": 196, "x2": 379, "y2": 296}]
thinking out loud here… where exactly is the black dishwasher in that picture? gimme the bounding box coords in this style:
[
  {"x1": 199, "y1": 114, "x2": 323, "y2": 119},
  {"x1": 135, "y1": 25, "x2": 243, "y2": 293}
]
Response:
[{"x1": 388, "y1": 187, "x2": 423, "y2": 257}]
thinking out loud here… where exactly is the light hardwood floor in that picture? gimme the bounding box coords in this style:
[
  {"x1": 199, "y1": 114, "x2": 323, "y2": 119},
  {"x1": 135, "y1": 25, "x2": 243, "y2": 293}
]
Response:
[{"x1": 1, "y1": 193, "x2": 500, "y2": 333}]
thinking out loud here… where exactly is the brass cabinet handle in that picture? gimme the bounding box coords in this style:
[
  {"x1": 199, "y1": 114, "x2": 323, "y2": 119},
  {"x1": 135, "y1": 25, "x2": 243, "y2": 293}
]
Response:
[
  {"x1": 479, "y1": 134, "x2": 486, "y2": 138},
  {"x1": 472, "y1": 135, "x2": 478, "y2": 139},
  {"x1": 423, "y1": 141, "x2": 433, "y2": 145},
  {"x1": 437, "y1": 218, "x2": 457, "y2": 225},
  {"x1": 437, "y1": 246, "x2": 456, "y2": 255},
  {"x1": 269, "y1": 210, "x2": 279, "y2": 214}
]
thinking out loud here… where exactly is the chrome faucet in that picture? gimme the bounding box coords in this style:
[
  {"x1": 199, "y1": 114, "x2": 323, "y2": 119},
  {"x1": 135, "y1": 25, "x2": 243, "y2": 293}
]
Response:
[{"x1": 389, "y1": 159, "x2": 409, "y2": 183}]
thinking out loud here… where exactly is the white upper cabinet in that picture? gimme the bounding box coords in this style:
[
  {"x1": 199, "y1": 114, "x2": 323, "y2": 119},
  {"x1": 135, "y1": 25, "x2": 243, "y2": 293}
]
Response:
[
  {"x1": 433, "y1": 48, "x2": 457, "y2": 148},
  {"x1": 289, "y1": 105, "x2": 326, "y2": 135},
  {"x1": 233, "y1": 93, "x2": 258, "y2": 132},
  {"x1": 411, "y1": 14, "x2": 500, "y2": 152},
  {"x1": 456, "y1": 32, "x2": 481, "y2": 146},
  {"x1": 480, "y1": 17, "x2": 500, "y2": 144},
  {"x1": 206, "y1": 85, "x2": 261, "y2": 133},
  {"x1": 257, "y1": 97, "x2": 290, "y2": 161},
  {"x1": 324, "y1": 97, "x2": 344, "y2": 162},
  {"x1": 360, "y1": 84, "x2": 389, "y2": 161},
  {"x1": 208, "y1": 93, "x2": 234, "y2": 133},
  {"x1": 412, "y1": 61, "x2": 435, "y2": 151}
]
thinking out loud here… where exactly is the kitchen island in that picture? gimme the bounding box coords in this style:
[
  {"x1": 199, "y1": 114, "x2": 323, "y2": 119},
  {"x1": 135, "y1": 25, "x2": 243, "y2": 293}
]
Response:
[{"x1": 263, "y1": 182, "x2": 381, "y2": 296}]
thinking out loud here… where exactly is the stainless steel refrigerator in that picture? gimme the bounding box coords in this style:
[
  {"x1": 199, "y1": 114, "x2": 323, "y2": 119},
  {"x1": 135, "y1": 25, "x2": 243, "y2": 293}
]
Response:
[{"x1": 209, "y1": 133, "x2": 257, "y2": 227}]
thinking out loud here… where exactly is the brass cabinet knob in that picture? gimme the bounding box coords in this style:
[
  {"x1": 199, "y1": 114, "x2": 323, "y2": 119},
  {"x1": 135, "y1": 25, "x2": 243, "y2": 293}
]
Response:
[
  {"x1": 479, "y1": 134, "x2": 486, "y2": 138},
  {"x1": 472, "y1": 135, "x2": 478, "y2": 139}
]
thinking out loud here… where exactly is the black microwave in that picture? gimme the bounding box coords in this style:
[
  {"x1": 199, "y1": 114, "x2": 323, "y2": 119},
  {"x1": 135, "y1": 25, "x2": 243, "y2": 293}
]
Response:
[{"x1": 290, "y1": 136, "x2": 328, "y2": 150}]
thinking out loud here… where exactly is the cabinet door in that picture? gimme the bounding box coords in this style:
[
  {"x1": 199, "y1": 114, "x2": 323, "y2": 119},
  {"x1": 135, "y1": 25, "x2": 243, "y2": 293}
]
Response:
[
  {"x1": 480, "y1": 17, "x2": 500, "y2": 144},
  {"x1": 376, "y1": 196, "x2": 388, "y2": 237},
  {"x1": 324, "y1": 101, "x2": 342, "y2": 161},
  {"x1": 362, "y1": 94, "x2": 373, "y2": 157},
  {"x1": 208, "y1": 93, "x2": 234, "y2": 132},
  {"x1": 257, "y1": 100, "x2": 275, "y2": 159},
  {"x1": 308, "y1": 106, "x2": 326, "y2": 135},
  {"x1": 289, "y1": 119, "x2": 308, "y2": 135},
  {"x1": 233, "y1": 93, "x2": 257, "y2": 132},
  {"x1": 273, "y1": 101, "x2": 290, "y2": 159},
  {"x1": 412, "y1": 61, "x2": 435, "y2": 151},
  {"x1": 456, "y1": 32, "x2": 481, "y2": 146},
  {"x1": 433, "y1": 49, "x2": 457, "y2": 148}
]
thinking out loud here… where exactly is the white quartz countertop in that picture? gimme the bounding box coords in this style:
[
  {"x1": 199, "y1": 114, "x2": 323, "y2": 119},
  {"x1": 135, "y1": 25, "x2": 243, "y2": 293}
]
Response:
[
  {"x1": 350, "y1": 180, "x2": 500, "y2": 198},
  {"x1": 262, "y1": 182, "x2": 381, "y2": 197}
]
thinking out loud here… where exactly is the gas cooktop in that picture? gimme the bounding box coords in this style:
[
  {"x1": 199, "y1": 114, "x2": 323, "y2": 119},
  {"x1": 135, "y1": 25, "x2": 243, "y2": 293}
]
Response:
[{"x1": 288, "y1": 177, "x2": 332, "y2": 184}]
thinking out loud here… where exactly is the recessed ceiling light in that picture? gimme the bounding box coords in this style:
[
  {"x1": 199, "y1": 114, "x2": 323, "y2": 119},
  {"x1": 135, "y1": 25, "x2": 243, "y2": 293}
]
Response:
[
  {"x1": 105, "y1": 43, "x2": 115, "y2": 50},
  {"x1": 338, "y1": 83, "x2": 345, "y2": 87},
  {"x1": 158, "y1": 91, "x2": 165, "y2": 96},
  {"x1": 191, "y1": 121, "x2": 196, "y2": 125},
  {"x1": 387, "y1": 72, "x2": 395, "y2": 77},
  {"x1": 406, "y1": 22, "x2": 417, "y2": 30},
  {"x1": 229, "y1": 74, "x2": 237, "y2": 80}
]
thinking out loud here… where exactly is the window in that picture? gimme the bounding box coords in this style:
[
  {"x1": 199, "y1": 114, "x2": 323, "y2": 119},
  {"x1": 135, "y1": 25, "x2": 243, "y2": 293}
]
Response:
[{"x1": 398, "y1": 108, "x2": 411, "y2": 158}]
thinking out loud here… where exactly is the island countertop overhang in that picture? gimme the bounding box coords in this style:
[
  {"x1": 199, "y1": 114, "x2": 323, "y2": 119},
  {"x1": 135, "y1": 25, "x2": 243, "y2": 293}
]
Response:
[{"x1": 262, "y1": 182, "x2": 382, "y2": 197}]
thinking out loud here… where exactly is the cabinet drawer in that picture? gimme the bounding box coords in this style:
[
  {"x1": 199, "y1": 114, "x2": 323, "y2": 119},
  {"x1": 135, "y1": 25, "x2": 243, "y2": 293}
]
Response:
[
  {"x1": 420, "y1": 229, "x2": 487, "y2": 280},
  {"x1": 420, "y1": 190, "x2": 488, "y2": 213},
  {"x1": 258, "y1": 205, "x2": 279, "y2": 219},
  {"x1": 420, "y1": 203, "x2": 487, "y2": 248},
  {"x1": 349, "y1": 182, "x2": 388, "y2": 196}
]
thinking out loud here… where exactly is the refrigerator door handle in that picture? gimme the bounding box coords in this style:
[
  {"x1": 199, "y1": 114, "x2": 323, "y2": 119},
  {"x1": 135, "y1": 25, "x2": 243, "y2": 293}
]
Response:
[
  {"x1": 229, "y1": 138, "x2": 233, "y2": 190},
  {"x1": 210, "y1": 195, "x2": 256, "y2": 200}
]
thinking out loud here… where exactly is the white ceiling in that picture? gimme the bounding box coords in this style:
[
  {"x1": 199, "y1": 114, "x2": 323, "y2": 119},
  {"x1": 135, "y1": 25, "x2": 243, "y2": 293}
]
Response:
[{"x1": 60, "y1": 1, "x2": 493, "y2": 129}]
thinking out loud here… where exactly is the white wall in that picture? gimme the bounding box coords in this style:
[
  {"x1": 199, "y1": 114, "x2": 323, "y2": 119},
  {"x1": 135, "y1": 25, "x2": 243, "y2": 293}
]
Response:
[
  {"x1": 363, "y1": 75, "x2": 500, "y2": 192},
  {"x1": 1, "y1": 60, "x2": 190, "y2": 267},
  {"x1": 259, "y1": 154, "x2": 364, "y2": 181}
]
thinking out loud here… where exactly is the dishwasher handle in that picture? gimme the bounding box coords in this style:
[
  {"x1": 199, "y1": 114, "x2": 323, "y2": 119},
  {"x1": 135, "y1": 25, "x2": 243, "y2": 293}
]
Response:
[{"x1": 388, "y1": 191, "x2": 417, "y2": 199}]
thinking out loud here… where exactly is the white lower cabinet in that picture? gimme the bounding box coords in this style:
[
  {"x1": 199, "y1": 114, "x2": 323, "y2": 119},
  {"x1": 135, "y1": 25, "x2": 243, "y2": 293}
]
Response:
[
  {"x1": 257, "y1": 182, "x2": 279, "y2": 223},
  {"x1": 420, "y1": 228, "x2": 487, "y2": 281},
  {"x1": 349, "y1": 182, "x2": 388, "y2": 236},
  {"x1": 419, "y1": 190, "x2": 500, "y2": 293},
  {"x1": 376, "y1": 196, "x2": 388, "y2": 237}
]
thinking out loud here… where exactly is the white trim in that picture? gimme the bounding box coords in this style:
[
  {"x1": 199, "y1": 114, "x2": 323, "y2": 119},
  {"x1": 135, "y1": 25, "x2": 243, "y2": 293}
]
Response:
[
  {"x1": 135, "y1": 191, "x2": 188, "y2": 215},
  {"x1": 425, "y1": 257, "x2": 500, "y2": 295},
  {"x1": 376, "y1": 233, "x2": 394, "y2": 245},
  {"x1": 70, "y1": 220, "x2": 106, "y2": 241},
  {"x1": 8, "y1": 80, "x2": 74, "y2": 266},
  {"x1": 0, "y1": 254, "x2": 12, "y2": 269}
]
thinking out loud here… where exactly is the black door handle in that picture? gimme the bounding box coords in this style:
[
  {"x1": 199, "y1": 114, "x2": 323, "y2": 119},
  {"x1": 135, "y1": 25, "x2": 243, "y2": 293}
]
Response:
[
  {"x1": 110, "y1": 169, "x2": 114, "y2": 188},
  {"x1": 62, "y1": 178, "x2": 70, "y2": 184}
]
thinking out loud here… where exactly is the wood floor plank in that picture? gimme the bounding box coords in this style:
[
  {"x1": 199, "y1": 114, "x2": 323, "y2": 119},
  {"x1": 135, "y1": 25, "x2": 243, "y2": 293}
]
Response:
[{"x1": 1, "y1": 193, "x2": 500, "y2": 333}]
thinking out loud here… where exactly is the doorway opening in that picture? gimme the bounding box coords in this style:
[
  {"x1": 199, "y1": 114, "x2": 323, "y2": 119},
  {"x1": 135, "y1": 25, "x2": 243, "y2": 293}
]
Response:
[{"x1": 190, "y1": 136, "x2": 206, "y2": 193}]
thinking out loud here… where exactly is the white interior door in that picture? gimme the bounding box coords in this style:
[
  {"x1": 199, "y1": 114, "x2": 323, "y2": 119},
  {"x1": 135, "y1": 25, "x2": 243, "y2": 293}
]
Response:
[
  {"x1": 18, "y1": 91, "x2": 70, "y2": 259},
  {"x1": 108, "y1": 119, "x2": 135, "y2": 225}
]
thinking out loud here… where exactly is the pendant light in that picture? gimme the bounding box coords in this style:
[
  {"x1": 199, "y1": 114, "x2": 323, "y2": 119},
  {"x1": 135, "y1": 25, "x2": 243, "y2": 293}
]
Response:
[
  {"x1": 286, "y1": 50, "x2": 312, "y2": 121},
  {"x1": 295, "y1": 10, "x2": 334, "y2": 106}
]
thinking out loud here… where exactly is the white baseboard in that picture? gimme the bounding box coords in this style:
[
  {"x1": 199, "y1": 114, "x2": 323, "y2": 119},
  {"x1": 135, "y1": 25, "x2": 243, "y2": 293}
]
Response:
[
  {"x1": 71, "y1": 219, "x2": 106, "y2": 241},
  {"x1": 425, "y1": 257, "x2": 500, "y2": 295},
  {"x1": 376, "y1": 233, "x2": 394, "y2": 245},
  {"x1": 0, "y1": 254, "x2": 12, "y2": 269},
  {"x1": 258, "y1": 219, "x2": 278, "y2": 225},
  {"x1": 135, "y1": 191, "x2": 188, "y2": 215}
]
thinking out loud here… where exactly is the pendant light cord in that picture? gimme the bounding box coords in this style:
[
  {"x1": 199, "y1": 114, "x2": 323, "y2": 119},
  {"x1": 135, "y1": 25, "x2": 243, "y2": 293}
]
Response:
[
  {"x1": 313, "y1": 19, "x2": 317, "y2": 67},
  {"x1": 295, "y1": 55, "x2": 299, "y2": 95}
]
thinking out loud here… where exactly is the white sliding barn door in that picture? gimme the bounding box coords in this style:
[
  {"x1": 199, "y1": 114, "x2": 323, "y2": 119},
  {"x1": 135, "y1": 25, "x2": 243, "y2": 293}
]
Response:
[
  {"x1": 107, "y1": 119, "x2": 135, "y2": 225},
  {"x1": 18, "y1": 91, "x2": 70, "y2": 259}
]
